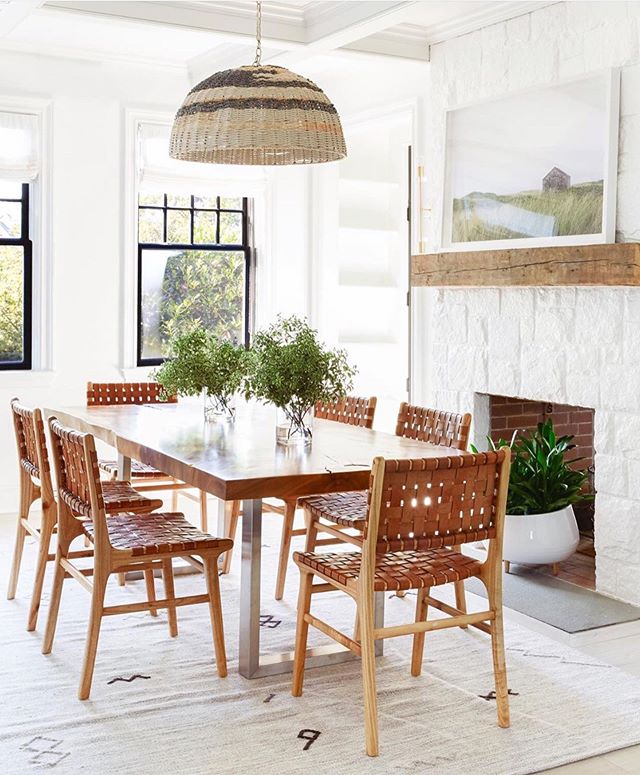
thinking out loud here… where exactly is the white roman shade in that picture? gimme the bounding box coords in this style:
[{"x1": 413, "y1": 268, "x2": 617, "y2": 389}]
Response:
[
  {"x1": 137, "y1": 121, "x2": 265, "y2": 197},
  {"x1": 0, "y1": 110, "x2": 39, "y2": 181}
]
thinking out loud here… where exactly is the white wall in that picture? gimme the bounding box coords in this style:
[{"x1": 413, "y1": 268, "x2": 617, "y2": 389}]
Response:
[
  {"x1": 0, "y1": 49, "x2": 310, "y2": 512},
  {"x1": 418, "y1": 1, "x2": 640, "y2": 604}
]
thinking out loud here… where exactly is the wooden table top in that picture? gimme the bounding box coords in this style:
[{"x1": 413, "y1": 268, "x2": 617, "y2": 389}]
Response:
[{"x1": 44, "y1": 402, "x2": 464, "y2": 501}]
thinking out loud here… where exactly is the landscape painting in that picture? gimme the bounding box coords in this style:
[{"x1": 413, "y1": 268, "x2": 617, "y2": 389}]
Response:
[{"x1": 443, "y1": 72, "x2": 618, "y2": 248}]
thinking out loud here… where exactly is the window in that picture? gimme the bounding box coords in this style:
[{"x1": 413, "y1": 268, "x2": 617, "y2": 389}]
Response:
[
  {"x1": 137, "y1": 193, "x2": 251, "y2": 366},
  {"x1": 0, "y1": 181, "x2": 32, "y2": 370}
]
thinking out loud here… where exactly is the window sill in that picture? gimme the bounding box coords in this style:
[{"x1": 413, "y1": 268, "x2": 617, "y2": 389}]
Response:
[{"x1": 0, "y1": 370, "x2": 55, "y2": 389}]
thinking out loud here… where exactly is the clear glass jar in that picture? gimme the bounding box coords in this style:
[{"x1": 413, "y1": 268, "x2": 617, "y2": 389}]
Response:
[
  {"x1": 203, "y1": 390, "x2": 236, "y2": 423},
  {"x1": 275, "y1": 406, "x2": 313, "y2": 447}
]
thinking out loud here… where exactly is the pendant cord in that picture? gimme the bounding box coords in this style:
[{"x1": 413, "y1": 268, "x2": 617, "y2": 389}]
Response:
[{"x1": 253, "y1": 1, "x2": 262, "y2": 65}]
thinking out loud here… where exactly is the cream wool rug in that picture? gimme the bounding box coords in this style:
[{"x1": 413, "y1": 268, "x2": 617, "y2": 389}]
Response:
[{"x1": 1, "y1": 516, "x2": 640, "y2": 775}]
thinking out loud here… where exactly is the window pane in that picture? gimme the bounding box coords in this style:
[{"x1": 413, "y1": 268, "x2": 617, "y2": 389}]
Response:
[
  {"x1": 0, "y1": 245, "x2": 24, "y2": 363},
  {"x1": 167, "y1": 209, "x2": 190, "y2": 243},
  {"x1": 0, "y1": 200, "x2": 22, "y2": 238},
  {"x1": 194, "y1": 195, "x2": 218, "y2": 209},
  {"x1": 220, "y1": 196, "x2": 243, "y2": 210},
  {"x1": 0, "y1": 181, "x2": 22, "y2": 199},
  {"x1": 139, "y1": 192, "x2": 164, "y2": 206},
  {"x1": 138, "y1": 208, "x2": 163, "y2": 242},
  {"x1": 219, "y1": 211, "x2": 242, "y2": 243},
  {"x1": 194, "y1": 211, "x2": 217, "y2": 243},
  {"x1": 139, "y1": 249, "x2": 245, "y2": 360},
  {"x1": 167, "y1": 194, "x2": 191, "y2": 208}
]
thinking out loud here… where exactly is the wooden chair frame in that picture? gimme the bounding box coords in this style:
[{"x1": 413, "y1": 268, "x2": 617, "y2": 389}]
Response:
[
  {"x1": 304, "y1": 402, "x2": 473, "y2": 604},
  {"x1": 291, "y1": 449, "x2": 511, "y2": 757},
  {"x1": 7, "y1": 400, "x2": 63, "y2": 631},
  {"x1": 222, "y1": 396, "x2": 378, "y2": 599},
  {"x1": 42, "y1": 417, "x2": 231, "y2": 700}
]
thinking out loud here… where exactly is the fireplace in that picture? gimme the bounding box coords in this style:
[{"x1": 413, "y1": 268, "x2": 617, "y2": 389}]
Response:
[
  {"x1": 424, "y1": 284, "x2": 640, "y2": 605},
  {"x1": 483, "y1": 394, "x2": 596, "y2": 589}
]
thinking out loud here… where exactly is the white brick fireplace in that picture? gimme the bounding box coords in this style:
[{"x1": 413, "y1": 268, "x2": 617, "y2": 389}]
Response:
[
  {"x1": 427, "y1": 285, "x2": 640, "y2": 605},
  {"x1": 418, "y1": 3, "x2": 640, "y2": 606}
]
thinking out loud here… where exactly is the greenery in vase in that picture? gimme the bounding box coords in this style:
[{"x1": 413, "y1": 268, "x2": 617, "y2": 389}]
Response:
[
  {"x1": 472, "y1": 419, "x2": 593, "y2": 515},
  {"x1": 153, "y1": 328, "x2": 250, "y2": 416},
  {"x1": 246, "y1": 315, "x2": 356, "y2": 435}
]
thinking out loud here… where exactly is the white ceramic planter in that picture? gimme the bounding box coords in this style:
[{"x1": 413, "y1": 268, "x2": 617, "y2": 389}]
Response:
[{"x1": 502, "y1": 505, "x2": 580, "y2": 566}]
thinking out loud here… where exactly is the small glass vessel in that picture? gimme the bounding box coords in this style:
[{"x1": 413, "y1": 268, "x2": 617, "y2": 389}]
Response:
[
  {"x1": 203, "y1": 390, "x2": 236, "y2": 423},
  {"x1": 275, "y1": 406, "x2": 313, "y2": 447}
]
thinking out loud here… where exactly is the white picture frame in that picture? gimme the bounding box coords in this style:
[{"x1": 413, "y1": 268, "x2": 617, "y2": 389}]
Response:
[{"x1": 440, "y1": 69, "x2": 620, "y2": 252}]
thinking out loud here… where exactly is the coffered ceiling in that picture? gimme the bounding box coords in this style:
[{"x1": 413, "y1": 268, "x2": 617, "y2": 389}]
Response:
[{"x1": 0, "y1": 1, "x2": 556, "y2": 71}]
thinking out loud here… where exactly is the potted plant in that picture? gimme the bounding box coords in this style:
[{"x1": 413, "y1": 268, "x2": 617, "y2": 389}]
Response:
[
  {"x1": 246, "y1": 315, "x2": 356, "y2": 446},
  {"x1": 153, "y1": 328, "x2": 250, "y2": 422},
  {"x1": 474, "y1": 419, "x2": 592, "y2": 569}
]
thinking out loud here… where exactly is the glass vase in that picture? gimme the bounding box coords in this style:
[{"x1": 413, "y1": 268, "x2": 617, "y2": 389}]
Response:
[
  {"x1": 203, "y1": 391, "x2": 236, "y2": 423},
  {"x1": 275, "y1": 406, "x2": 313, "y2": 447}
]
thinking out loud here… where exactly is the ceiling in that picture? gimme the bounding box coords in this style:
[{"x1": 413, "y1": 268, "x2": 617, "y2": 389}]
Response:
[{"x1": 0, "y1": 1, "x2": 555, "y2": 72}]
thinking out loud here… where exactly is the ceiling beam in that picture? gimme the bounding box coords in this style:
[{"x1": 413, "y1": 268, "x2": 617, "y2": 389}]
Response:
[{"x1": 0, "y1": 0, "x2": 44, "y2": 37}]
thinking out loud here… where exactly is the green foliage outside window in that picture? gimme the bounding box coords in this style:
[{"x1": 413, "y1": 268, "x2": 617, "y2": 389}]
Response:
[{"x1": 0, "y1": 246, "x2": 23, "y2": 362}]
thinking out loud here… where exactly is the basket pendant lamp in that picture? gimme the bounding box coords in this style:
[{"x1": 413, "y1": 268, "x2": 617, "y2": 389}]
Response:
[{"x1": 170, "y1": 1, "x2": 347, "y2": 165}]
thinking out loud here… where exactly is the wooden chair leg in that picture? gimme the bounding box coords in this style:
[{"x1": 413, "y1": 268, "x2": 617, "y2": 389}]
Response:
[
  {"x1": 117, "y1": 572, "x2": 126, "y2": 586},
  {"x1": 220, "y1": 500, "x2": 240, "y2": 575},
  {"x1": 275, "y1": 499, "x2": 296, "y2": 601},
  {"x1": 199, "y1": 491, "x2": 208, "y2": 533},
  {"x1": 551, "y1": 562, "x2": 559, "y2": 576},
  {"x1": 359, "y1": 587, "x2": 379, "y2": 757},
  {"x1": 78, "y1": 571, "x2": 109, "y2": 700},
  {"x1": 42, "y1": 535, "x2": 73, "y2": 655},
  {"x1": 410, "y1": 587, "x2": 429, "y2": 677},
  {"x1": 454, "y1": 581, "x2": 468, "y2": 628},
  {"x1": 354, "y1": 609, "x2": 361, "y2": 642},
  {"x1": 170, "y1": 487, "x2": 179, "y2": 512},
  {"x1": 7, "y1": 473, "x2": 33, "y2": 600},
  {"x1": 489, "y1": 605, "x2": 510, "y2": 727},
  {"x1": 303, "y1": 510, "x2": 319, "y2": 552},
  {"x1": 144, "y1": 569, "x2": 158, "y2": 617},
  {"x1": 202, "y1": 553, "x2": 227, "y2": 678},
  {"x1": 504, "y1": 560, "x2": 510, "y2": 574},
  {"x1": 162, "y1": 559, "x2": 178, "y2": 637},
  {"x1": 291, "y1": 568, "x2": 313, "y2": 697},
  {"x1": 27, "y1": 501, "x2": 57, "y2": 631}
]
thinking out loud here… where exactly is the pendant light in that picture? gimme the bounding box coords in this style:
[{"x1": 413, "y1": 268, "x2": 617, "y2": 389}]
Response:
[{"x1": 170, "y1": 1, "x2": 347, "y2": 165}]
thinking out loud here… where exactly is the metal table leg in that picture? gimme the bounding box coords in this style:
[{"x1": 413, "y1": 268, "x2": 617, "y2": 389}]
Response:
[
  {"x1": 238, "y1": 497, "x2": 383, "y2": 679},
  {"x1": 117, "y1": 451, "x2": 131, "y2": 480}
]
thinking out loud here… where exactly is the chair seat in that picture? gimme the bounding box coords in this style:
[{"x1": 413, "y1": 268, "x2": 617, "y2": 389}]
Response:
[
  {"x1": 299, "y1": 491, "x2": 368, "y2": 527},
  {"x1": 99, "y1": 459, "x2": 167, "y2": 479},
  {"x1": 83, "y1": 512, "x2": 233, "y2": 557},
  {"x1": 293, "y1": 548, "x2": 483, "y2": 592}
]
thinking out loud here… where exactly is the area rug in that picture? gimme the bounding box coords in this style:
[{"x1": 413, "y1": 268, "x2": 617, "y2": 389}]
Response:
[{"x1": 1, "y1": 516, "x2": 640, "y2": 775}]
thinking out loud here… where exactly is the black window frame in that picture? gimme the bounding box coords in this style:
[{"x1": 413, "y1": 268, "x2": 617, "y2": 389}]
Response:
[
  {"x1": 136, "y1": 194, "x2": 252, "y2": 367},
  {"x1": 0, "y1": 182, "x2": 32, "y2": 371}
]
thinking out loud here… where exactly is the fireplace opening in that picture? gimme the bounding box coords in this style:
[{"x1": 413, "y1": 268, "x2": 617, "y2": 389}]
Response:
[{"x1": 487, "y1": 395, "x2": 596, "y2": 590}]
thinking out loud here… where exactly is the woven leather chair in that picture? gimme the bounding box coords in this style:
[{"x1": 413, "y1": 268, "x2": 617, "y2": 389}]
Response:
[
  {"x1": 87, "y1": 382, "x2": 210, "y2": 532},
  {"x1": 292, "y1": 449, "x2": 511, "y2": 756},
  {"x1": 300, "y1": 402, "x2": 472, "y2": 603},
  {"x1": 7, "y1": 398, "x2": 163, "y2": 631},
  {"x1": 42, "y1": 417, "x2": 232, "y2": 700},
  {"x1": 223, "y1": 395, "x2": 377, "y2": 600}
]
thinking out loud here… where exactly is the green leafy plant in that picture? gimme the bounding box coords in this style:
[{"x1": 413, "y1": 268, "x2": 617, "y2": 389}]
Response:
[
  {"x1": 246, "y1": 315, "x2": 356, "y2": 440},
  {"x1": 472, "y1": 419, "x2": 593, "y2": 515},
  {"x1": 153, "y1": 328, "x2": 250, "y2": 417}
]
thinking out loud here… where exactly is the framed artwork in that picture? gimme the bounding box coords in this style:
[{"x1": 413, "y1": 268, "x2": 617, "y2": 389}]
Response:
[{"x1": 441, "y1": 70, "x2": 620, "y2": 251}]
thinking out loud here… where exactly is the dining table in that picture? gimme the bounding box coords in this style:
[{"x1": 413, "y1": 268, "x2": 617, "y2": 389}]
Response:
[{"x1": 44, "y1": 400, "x2": 465, "y2": 679}]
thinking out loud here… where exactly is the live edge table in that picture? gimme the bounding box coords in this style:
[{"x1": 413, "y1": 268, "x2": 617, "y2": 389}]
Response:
[{"x1": 44, "y1": 402, "x2": 463, "y2": 679}]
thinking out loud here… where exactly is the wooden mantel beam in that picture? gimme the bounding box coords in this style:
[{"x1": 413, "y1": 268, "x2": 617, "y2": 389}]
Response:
[{"x1": 411, "y1": 243, "x2": 640, "y2": 287}]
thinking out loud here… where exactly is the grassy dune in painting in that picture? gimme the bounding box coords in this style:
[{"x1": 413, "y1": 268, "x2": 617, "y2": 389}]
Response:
[{"x1": 452, "y1": 180, "x2": 603, "y2": 242}]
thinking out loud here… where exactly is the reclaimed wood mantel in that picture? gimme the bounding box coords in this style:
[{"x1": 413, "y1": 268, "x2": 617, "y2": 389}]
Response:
[{"x1": 411, "y1": 243, "x2": 640, "y2": 287}]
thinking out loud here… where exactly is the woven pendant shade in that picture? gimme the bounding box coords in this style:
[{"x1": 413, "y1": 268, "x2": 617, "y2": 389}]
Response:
[{"x1": 170, "y1": 64, "x2": 347, "y2": 166}]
